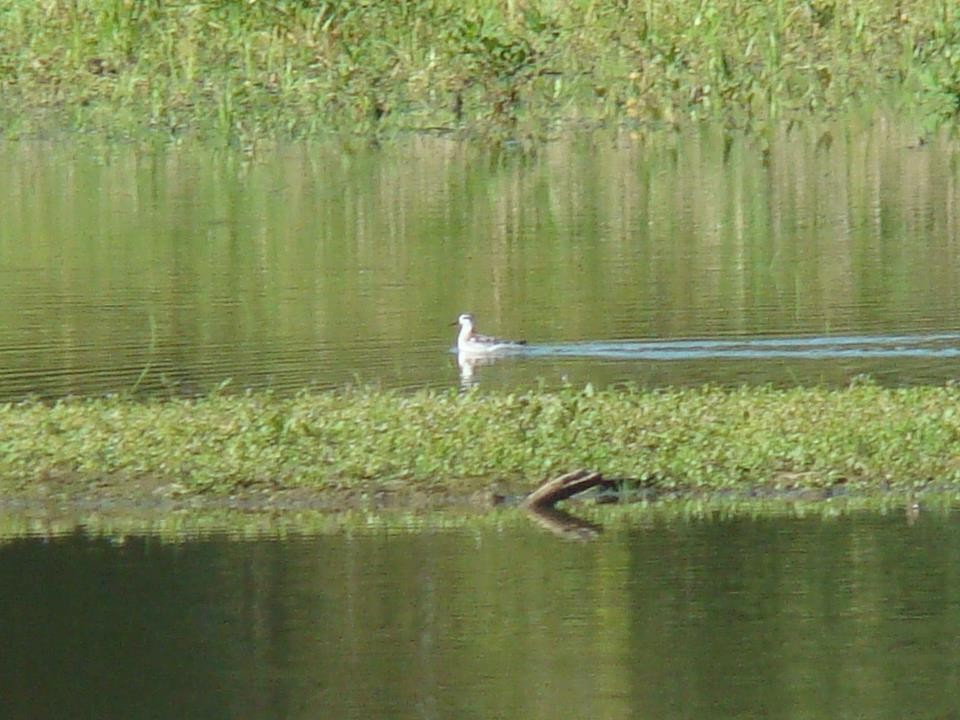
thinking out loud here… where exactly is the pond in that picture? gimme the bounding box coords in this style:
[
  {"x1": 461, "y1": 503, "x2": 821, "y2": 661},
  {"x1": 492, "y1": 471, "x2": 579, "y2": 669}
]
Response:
[
  {"x1": 1, "y1": 508, "x2": 958, "y2": 719},
  {"x1": 3, "y1": 118, "x2": 960, "y2": 399},
  {"x1": 4, "y1": 122, "x2": 959, "y2": 719}
]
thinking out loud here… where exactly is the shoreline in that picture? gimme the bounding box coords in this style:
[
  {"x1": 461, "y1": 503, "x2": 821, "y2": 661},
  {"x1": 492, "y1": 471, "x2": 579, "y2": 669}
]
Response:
[
  {"x1": 3, "y1": 383, "x2": 960, "y2": 530},
  {"x1": 0, "y1": 479, "x2": 948, "y2": 541}
]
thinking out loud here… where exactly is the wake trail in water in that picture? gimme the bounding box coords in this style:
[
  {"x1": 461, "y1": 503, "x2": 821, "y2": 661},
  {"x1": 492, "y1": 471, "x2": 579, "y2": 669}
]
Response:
[{"x1": 516, "y1": 332, "x2": 960, "y2": 361}]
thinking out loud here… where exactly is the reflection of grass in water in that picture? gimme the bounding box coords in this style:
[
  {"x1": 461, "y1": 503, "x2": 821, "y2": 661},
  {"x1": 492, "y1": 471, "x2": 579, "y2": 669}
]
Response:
[
  {"x1": 128, "y1": 313, "x2": 157, "y2": 397},
  {"x1": 3, "y1": 382, "x2": 960, "y2": 502},
  {"x1": 0, "y1": 491, "x2": 943, "y2": 540},
  {"x1": 2, "y1": 1, "x2": 959, "y2": 141}
]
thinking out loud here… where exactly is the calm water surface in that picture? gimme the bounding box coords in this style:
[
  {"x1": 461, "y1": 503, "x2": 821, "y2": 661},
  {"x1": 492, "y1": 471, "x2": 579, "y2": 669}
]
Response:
[
  {"x1": 5, "y1": 124, "x2": 959, "y2": 719},
  {"x1": 3, "y1": 119, "x2": 960, "y2": 398},
  {"x1": 1, "y1": 510, "x2": 958, "y2": 719}
]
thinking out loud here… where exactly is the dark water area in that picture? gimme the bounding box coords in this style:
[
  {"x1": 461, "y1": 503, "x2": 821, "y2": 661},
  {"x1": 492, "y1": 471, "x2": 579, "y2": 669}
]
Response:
[
  {"x1": 3, "y1": 119, "x2": 960, "y2": 398},
  {"x1": 2, "y1": 510, "x2": 959, "y2": 719}
]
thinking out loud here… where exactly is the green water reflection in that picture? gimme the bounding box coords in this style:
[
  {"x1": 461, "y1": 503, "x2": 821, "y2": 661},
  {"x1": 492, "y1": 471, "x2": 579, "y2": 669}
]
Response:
[
  {"x1": 1, "y1": 512, "x2": 958, "y2": 719},
  {"x1": 2, "y1": 121, "x2": 960, "y2": 397}
]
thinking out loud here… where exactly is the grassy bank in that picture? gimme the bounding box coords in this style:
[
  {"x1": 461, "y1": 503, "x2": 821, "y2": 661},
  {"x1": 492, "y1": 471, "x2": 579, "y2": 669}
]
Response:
[
  {"x1": 3, "y1": 383, "x2": 960, "y2": 506},
  {"x1": 2, "y1": 1, "x2": 959, "y2": 142}
]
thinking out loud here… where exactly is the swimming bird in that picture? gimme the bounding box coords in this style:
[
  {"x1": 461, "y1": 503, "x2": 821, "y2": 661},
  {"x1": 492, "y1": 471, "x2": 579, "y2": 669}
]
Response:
[{"x1": 451, "y1": 313, "x2": 527, "y2": 355}]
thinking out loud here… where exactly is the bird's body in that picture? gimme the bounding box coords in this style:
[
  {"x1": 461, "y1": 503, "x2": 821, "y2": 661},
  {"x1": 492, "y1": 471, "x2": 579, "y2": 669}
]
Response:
[{"x1": 452, "y1": 313, "x2": 527, "y2": 355}]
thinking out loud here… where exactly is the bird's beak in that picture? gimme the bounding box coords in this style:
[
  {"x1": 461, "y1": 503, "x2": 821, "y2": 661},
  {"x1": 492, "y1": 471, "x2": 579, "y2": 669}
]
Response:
[{"x1": 449, "y1": 320, "x2": 459, "y2": 326}]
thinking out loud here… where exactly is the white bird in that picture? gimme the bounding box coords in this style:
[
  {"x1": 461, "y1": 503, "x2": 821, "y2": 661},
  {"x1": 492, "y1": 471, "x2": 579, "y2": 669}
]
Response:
[{"x1": 451, "y1": 313, "x2": 527, "y2": 355}]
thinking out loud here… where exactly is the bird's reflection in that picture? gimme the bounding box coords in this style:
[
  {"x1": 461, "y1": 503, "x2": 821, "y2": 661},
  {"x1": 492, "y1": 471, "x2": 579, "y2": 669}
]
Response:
[{"x1": 456, "y1": 351, "x2": 500, "y2": 388}]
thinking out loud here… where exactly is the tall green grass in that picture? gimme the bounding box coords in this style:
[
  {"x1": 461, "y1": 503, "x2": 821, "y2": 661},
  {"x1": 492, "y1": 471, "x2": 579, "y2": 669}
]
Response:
[{"x1": 1, "y1": 0, "x2": 959, "y2": 142}]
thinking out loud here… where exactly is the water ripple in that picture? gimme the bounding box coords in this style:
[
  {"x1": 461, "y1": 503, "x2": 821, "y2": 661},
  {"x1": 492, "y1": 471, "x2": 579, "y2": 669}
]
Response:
[{"x1": 519, "y1": 333, "x2": 960, "y2": 361}]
